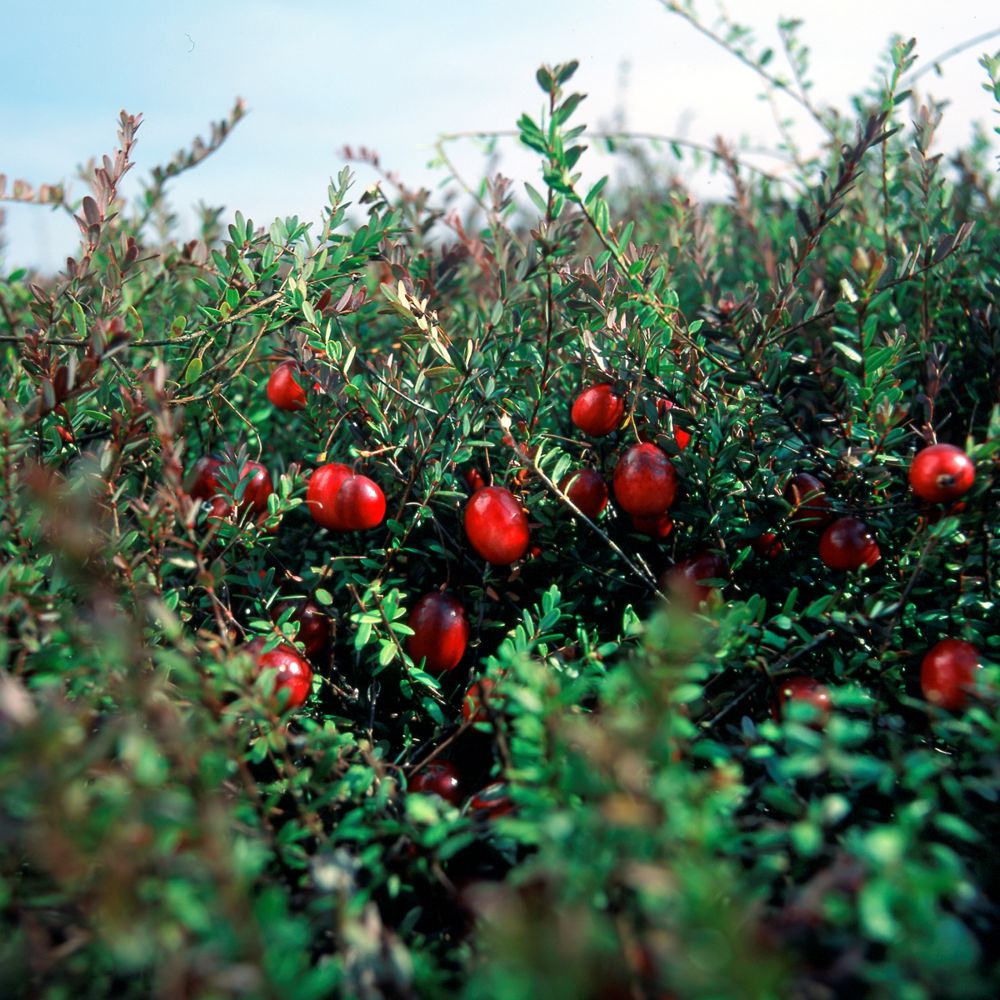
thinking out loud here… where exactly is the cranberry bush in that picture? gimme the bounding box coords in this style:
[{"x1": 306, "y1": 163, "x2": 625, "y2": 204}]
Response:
[{"x1": 1, "y1": 11, "x2": 999, "y2": 999}]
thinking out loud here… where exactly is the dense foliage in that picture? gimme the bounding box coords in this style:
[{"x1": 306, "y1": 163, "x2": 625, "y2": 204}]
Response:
[{"x1": 1, "y1": 8, "x2": 998, "y2": 998}]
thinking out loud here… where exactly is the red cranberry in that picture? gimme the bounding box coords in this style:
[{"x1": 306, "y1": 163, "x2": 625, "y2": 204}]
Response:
[
  {"x1": 571, "y1": 383, "x2": 626, "y2": 437},
  {"x1": 254, "y1": 642, "x2": 313, "y2": 710},
  {"x1": 775, "y1": 676, "x2": 832, "y2": 725},
  {"x1": 909, "y1": 444, "x2": 975, "y2": 503},
  {"x1": 613, "y1": 443, "x2": 678, "y2": 516},
  {"x1": 408, "y1": 760, "x2": 462, "y2": 805},
  {"x1": 266, "y1": 361, "x2": 307, "y2": 411},
  {"x1": 920, "y1": 639, "x2": 981, "y2": 710},
  {"x1": 407, "y1": 592, "x2": 470, "y2": 674},
  {"x1": 784, "y1": 473, "x2": 832, "y2": 528},
  {"x1": 560, "y1": 468, "x2": 609, "y2": 519},
  {"x1": 464, "y1": 486, "x2": 530, "y2": 565},
  {"x1": 306, "y1": 463, "x2": 385, "y2": 531},
  {"x1": 819, "y1": 517, "x2": 880, "y2": 570},
  {"x1": 666, "y1": 551, "x2": 727, "y2": 607},
  {"x1": 631, "y1": 513, "x2": 674, "y2": 538},
  {"x1": 274, "y1": 599, "x2": 331, "y2": 659},
  {"x1": 468, "y1": 781, "x2": 514, "y2": 818}
]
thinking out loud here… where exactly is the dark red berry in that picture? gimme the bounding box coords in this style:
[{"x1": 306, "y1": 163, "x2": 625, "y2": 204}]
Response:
[
  {"x1": 266, "y1": 361, "x2": 307, "y2": 411},
  {"x1": 613, "y1": 443, "x2": 678, "y2": 517},
  {"x1": 464, "y1": 486, "x2": 530, "y2": 565},
  {"x1": 819, "y1": 517, "x2": 880, "y2": 570},
  {"x1": 920, "y1": 639, "x2": 981, "y2": 710},
  {"x1": 784, "y1": 473, "x2": 832, "y2": 528},
  {"x1": 189, "y1": 456, "x2": 273, "y2": 516},
  {"x1": 463, "y1": 678, "x2": 501, "y2": 724},
  {"x1": 468, "y1": 781, "x2": 514, "y2": 818},
  {"x1": 909, "y1": 444, "x2": 975, "y2": 503},
  {"x1": 752, "y1": 532, "x2": 784, "y2": 559},
  {"x1": 254, "y1": 642, "x2": 313, "y2": 710},
  {"x1": 571, "y1": 383, "x2": 625, "y2": 437},
  {"x1": 666, "y1": 551, "x2": 727, "y2": 607},
  {"x1": 274, "y1": 599, "x2": 331, "y2": 659},
  {"x1": 465, "y1": 467, "x2": 487, "y2": 492},
  {"x1": 407, "y1": 591, "x2": 470, "y2": 674},
  {"x1": 306, "y1": 463, "x2": 385, "y2": 531},
  {"x1": 560, "y1": 468, "x2": 609, "y2": 519},
  {"x1": 631, "y1": 513, "x2": 674, "y2": 538},
  {"x1": 775, "y1": 676, "x2": 832, "y2": 725},
  {"x1": 408, "y1": 760, "x2": 462, "y2": 805}
]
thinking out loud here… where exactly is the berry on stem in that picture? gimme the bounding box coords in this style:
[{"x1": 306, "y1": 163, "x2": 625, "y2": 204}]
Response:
[
  {"x1": 920, "y1": 639, "x2": 981, "y2": 710},
  {"x1": 408, "y1": 760, "x2": 462, "y2": 805},
  {"x1": 464, "y1": 486, "x2": 530, "y2": 565},
  {"x1": 784, "y1": 473, "x2": 832, "y2": 528},
  {"x1": 266, "y1": 361, "x2": 308, "y2": 411},
  {"x1": 253, "y1": 642, "x2": 313, "y2": 710},
  {"x1": 666, "y1": 551, "x2": 727, "y2": 607},
  {"x1": 819, "y1": 517, "x2": 880, "y2": 570},
  {"x1": 560, "y1": 468, "x2": 609, "y2": 519},
  {"x1": 407, "y1": 591, "x2": 470, "y2": 674},
  {"x1": 909, "y1": 444, "x2": 975, "y2": 503},
  {"x1": 775, "y1": 676, "x2": 832, "y2": 726},
  {"x1": 307, "y1": 463, "x2": 386, "y2": 531},
  {"x1": 613, "y1": 443, "x2": 678, "y2": 517},
  {"x1": 571, "y1": 383, "x2": 625, "y2": 437},
  {"x1": 273, "y1": 599, "x2": 331, "y2": 659}
]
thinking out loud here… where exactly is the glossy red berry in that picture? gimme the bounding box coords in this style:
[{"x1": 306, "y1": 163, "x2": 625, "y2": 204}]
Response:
[
  {"x1": 784, "y1": 473, "x2": 832, "y2": 528},
  {"x1": 468, "y1": 781, "x2": 514, "y2": 818},
  {"x1": 631, "y1": 512, "x2": 674, "y2": 538},
  {"x1": 464, "y1": 486, "x2": 530, "y2": 565},
  {"x1": 571, "y1": 383, "x2": 625, "y2": 437},
  {"x1": 613, "y1": 443, "x2": 678, "y2": 517},
  {"x1": 274, "y1": 599, "x2": 331, "y2": 659},
  {"x1": 776, "y1": 676, "x2": 832, "y2": 725},
  {"x1": 654, "y1": 398, "x2": 691, "y2": 450},
  {"x1": 560, "y1": 468, "x2": 609, "y2": 519},
  {"x1": 463, "y1": 678, "x2": 500, "y2": 724},
  {"x1": 408, "y1": 760, "x2": 462, "y2": 805},
  {"x1": 190, "y1": 456, "x2": 273, "y2": 516},
  {"x1": 266, "y1": 361, "x2": 307, "y2": 411},
  {"x1": 666, "y1": 551, "x2": 727, "y2": 607},
  {"x1": 465, "y1": 467, "x2": 487, "y2": 493},
  {"x1": 819, "y1": 517, "x2": 880, "y2": 571},
  {"x1": 255, "y1": 643, "x2": 313, "y2": 710},
  {"x1": 187, "y1": 455, "x2": 224, "y2": 501},
  {"x1": 920, "y1": 639, "x2": 981, "y2": 710},
  {"x1": 752, "y1": 532, "x2": 784, "y2": 559},
  {"x1": 333, "y1": 474, "x2": 386, "y2": 530},
  {"x1": 306, "y1": 463, "x2": 385, "y2": 531},
  {"x1": 407, "y1": 591, "x2": 470, "y2": 674},
  {"x1": 909, "y1": 444, "x2": 975, "y2": 503}
]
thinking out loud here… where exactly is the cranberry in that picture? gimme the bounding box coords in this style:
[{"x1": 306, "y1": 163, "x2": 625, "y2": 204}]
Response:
[
  {"x1": 468, "y1": 781, "x2": 514, "y2": 818},
  {"x1": 775, "y1": 676, "x2": 832, "y2": 725},
  {"x1": 463, "y1": 678, "x2": 501, "y2": 723},
  {"x1": 189, "y1": 456, "x2": 273, "y2": 515},
  {"x1": 571, "y1": 383, "x2": 626, "y2": 437},
  {"x1": 408, "y1": 760, "x2": 462, "y2": 805},
  {"x1": 752, "y1": 532, "x2": 784, "y2": 559},
  {"x1": 306, "y1": 463, "x2": 385, "y2": 531},
  {"x1": 920, "y1": 639, "x2": 981, "y2": 710},
  {"x1": 407, "y1": 591, "x2": 470, "y2": 674},
  {"x1": 819, "y1": 517, "x2": 880, "y2": 570},
  {"x1": 654, "y1": 398, "x2": 691, "y2": 450},
  {"x1": 464, "y1": 486, "x2": 530, "y2": 565},
  {"x1": 274, "y1": 599, "x2": 331, "y2": 659},
  {"x1": 465, "y1": 467, "x2": 487, "y2": 492},
  {"x1": 909, "y1": 444, "x2": 975, "y2": 503},
  {"x1": 266, "y1": 361, "x2": 307, "y2": 411},
  {"x1": 254, "y1": 642, "x2": 313, "y2": 710},
  {"x1": 560, "y1": 468, "x2": 609, "y2": 519},
  {"x1": 613, "y1": 443, "x2": 678, "y2": 516},
  {"x1": 666, "y1": 551, "x2": 727, "y2": 607},
  {"x1": 784, "y1": 473, "x2": 832, "y2": 528},
  {"x1": 631, "y1": 513, "x2": 674, "y2": 538}
]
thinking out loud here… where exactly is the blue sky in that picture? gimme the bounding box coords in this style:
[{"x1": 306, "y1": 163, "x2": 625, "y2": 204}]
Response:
[{"x1": 2, "y1": 0, "x2": 998, "y2": 272}]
